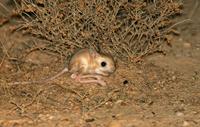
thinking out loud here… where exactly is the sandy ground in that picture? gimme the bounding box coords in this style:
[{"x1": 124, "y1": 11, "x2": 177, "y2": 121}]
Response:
[{"x1": 0, "y1": 0, "x2": 199, "y2": 127}]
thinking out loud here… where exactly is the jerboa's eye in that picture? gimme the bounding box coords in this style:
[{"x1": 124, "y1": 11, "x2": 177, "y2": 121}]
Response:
[{"x1": 101, "y1": 61, "x2": 107, "y2": 67}]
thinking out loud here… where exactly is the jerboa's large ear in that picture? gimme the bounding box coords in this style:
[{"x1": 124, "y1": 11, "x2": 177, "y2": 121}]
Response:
[{"x1": 89, "y1": 48, "x2": 101, "y2": 58}]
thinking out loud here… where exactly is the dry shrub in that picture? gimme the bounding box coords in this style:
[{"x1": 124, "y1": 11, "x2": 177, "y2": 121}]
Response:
[{"x1": 15, "y1": 0, "x2": 183, "y2": 62}]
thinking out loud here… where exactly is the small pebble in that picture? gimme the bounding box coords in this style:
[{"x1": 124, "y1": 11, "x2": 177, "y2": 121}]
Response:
[
  {"x1": 171, "y1": 76, "x2": 176, "y2": 81},
  {"x1": 108, "y1": 121, "x2": 122, "y2": 127},
  {"x1": 183, "y1": 42, "x2": 191, "y2": 48},
  {"x1": 183, "y1": 121, "x2": 189, "y2": 126},
  {"x1": 176, "y1": 112, "x2": 184, "y2": 117}
]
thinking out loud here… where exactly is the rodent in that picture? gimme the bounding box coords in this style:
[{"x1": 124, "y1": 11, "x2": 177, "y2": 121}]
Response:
[{"x1": 8, "y1": 48, "x2": 116, "y2": 86}]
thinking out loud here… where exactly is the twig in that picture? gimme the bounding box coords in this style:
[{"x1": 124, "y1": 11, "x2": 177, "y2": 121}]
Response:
[
  {"x1": 88, "y1": 88, "x2": 120, "y2": 111},
  {"x1": 23, "y1": 89, "x2": 43, "y2": 108},
  {"x1": 0, "y1": 40, "x2": 10, "y2": 57},
  {"x1": 0, "y1": 55, "x2": 5, "y2": 69},
  {"x1": 10, "y1": 90, "x2": 43, "y2": 113},
  {"x1": 165, "y1": 19, "x2": 192, "y2": 33},
  {"x1": 189, "y1": 0, "x2": 199, "y2": 18},
  {"x1": 0, "y1": 2, "x2": 10, "y2": 13}
]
